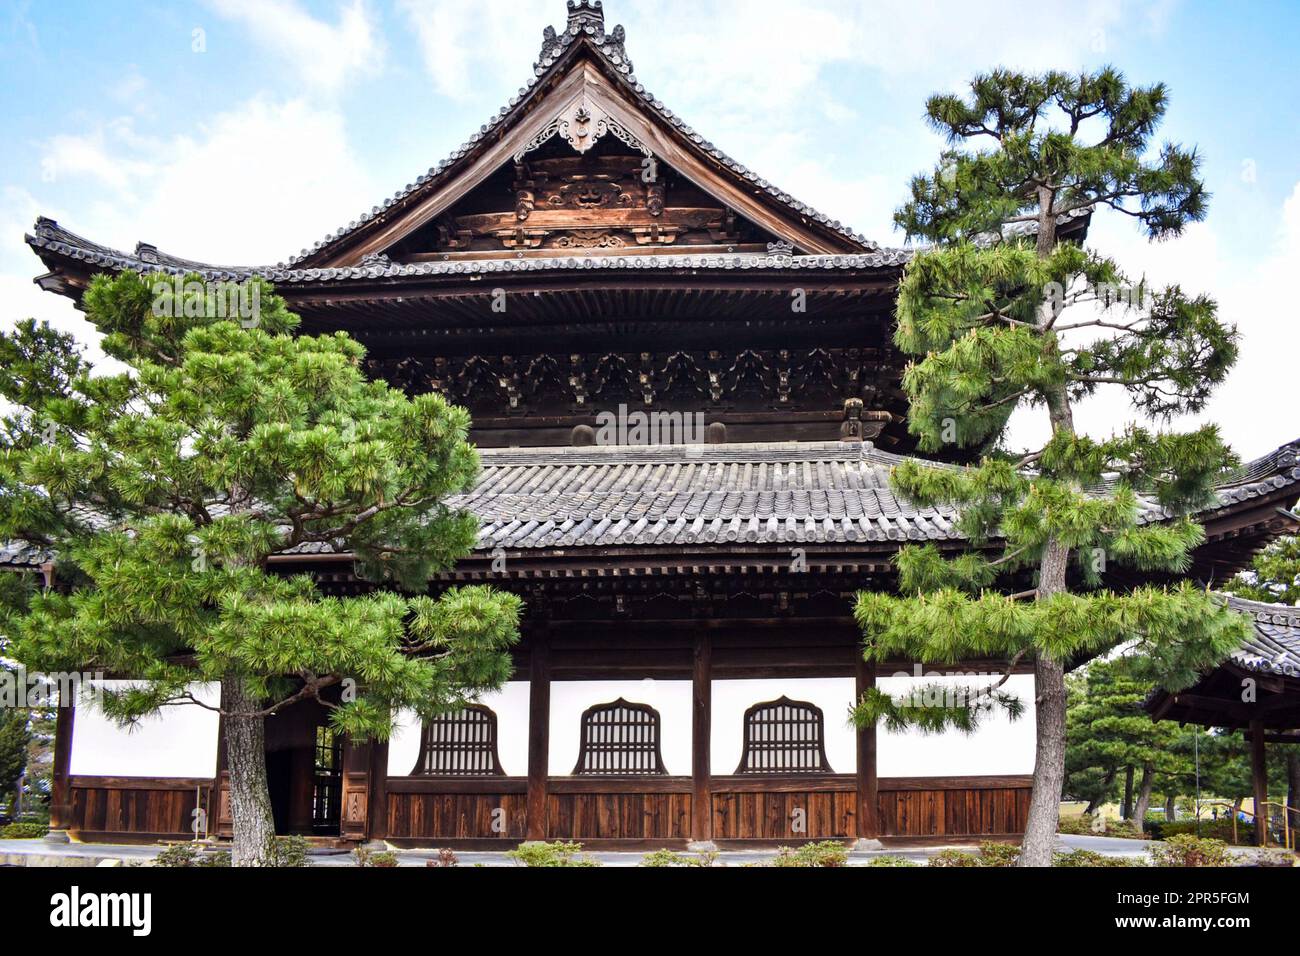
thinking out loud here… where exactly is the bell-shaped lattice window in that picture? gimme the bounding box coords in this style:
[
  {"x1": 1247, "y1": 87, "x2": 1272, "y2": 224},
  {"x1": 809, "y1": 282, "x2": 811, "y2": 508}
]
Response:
[
  {"x1": 411, "y1": 705, "x2": 504, "y2": 776},
  {"x1": 735, "y1": 696, "x2": 833, "y2": 774},
  {"x1": 572, "y1": 699, "x2": 667, "y2": 775}
]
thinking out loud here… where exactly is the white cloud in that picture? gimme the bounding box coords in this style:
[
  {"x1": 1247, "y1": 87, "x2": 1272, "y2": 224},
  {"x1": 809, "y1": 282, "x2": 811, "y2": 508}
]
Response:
[
  {"x1": 207, "y1": 0, "x2": 384, "y2": 94},
  {"x1": 34, "y1": 96, "x2": 376, "y2": 266}
]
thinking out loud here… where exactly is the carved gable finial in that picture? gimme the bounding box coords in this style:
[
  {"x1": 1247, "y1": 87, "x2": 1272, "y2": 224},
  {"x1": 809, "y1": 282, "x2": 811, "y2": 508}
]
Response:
[
  {"x1": 537, "y1": 1, "x2": 633, "y2": 74},
  {"x1": 566, "y1": 0, "x2": 605, "y2": 32}
]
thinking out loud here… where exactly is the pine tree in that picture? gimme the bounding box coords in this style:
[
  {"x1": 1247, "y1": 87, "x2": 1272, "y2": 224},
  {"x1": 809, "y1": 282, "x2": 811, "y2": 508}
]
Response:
[
  {"x1": 853, "y1": 69, "x2": 1254, "y2": 865},
  {"x1": 1065, "y1": 657, "x2": 1189, "y2": 826},
  {"x1": 0, "y1": 273, "x2": 522, "y2": 864},
  {"x1": 1225, "y1": 536, "x2": 1299, "y2": 606},
  {"x1": 0, "y1": 703, "x2": 30, "y2": 819}
]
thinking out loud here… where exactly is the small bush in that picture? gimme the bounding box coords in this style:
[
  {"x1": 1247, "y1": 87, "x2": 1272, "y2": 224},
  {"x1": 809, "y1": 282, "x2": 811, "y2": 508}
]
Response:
[
  {"x1": 927, "y1": 849, "x2": 982, "y2": 867},
  {"x1": 427, "y1": 847, "x2": 458, "y2": 868},
  {"x1": 864, "y1": 855, "x2": 920, "y2": 867},
  {"x1": 1053, "y1": 849, "x2": 1144, "y2": 868},
  {"x1": 640, "y1": 849, "x2": 721, "y2": 868},
  {"x1": 1153, "y1": 818, "x2": 1255, "y2": 845},
  {"x1": 1058, "y1": 815, "x2": 1144, "y2": 839},
  {"x1": 0, "y1": 821, "x2": 48, "y2": 839},
  {"x1": 265, "y1": 835, "x2": 312, "y2": 868},
  {"x1": 976, "y1": 842, "x2": 1020, "y2": 867},
  {"x1": 153, "y1": 844, "x2": 231, "y2": 868},
  {"x1": 1149, "y1": 834, "x2": 1233, "y2": 868},
  {"x1": 770, "y1": 841, "x2": 849, "y2": 868},
  {"x1": 506, "y1": 841, "x2": 600, "y2": 867},
  {"x1": 354, "y1": 846, "x2": 400, "y2": 867}
]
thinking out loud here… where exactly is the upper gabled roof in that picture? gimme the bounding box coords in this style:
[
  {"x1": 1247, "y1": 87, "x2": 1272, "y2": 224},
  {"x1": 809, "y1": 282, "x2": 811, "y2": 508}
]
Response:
[{"x1": 289, "y1": 0, "x2": 878, "y2": 268}]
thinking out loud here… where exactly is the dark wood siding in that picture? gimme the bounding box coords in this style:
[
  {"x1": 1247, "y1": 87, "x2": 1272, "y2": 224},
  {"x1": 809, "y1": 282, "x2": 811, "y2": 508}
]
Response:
[{"x1": 68, "y1": 776, "x2": 210, "y2": 841}]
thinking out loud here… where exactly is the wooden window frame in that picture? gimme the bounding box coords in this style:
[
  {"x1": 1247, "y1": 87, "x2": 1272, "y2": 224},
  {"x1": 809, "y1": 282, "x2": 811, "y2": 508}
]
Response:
[{"x1": 735, "y1": 696, "x2": 834, "y2": 774}]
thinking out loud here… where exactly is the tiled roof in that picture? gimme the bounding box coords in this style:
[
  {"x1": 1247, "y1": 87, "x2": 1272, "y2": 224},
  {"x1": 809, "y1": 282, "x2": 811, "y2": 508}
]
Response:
[
  {"x1": 24, "y1": 217, "x2": 909, "y2": 285},
  {"x1": 448, "y1": 441, "x2": 962, "y2": 550},
  {"x1": 4, "y1": 438, "x2": 1298, "y2": 565},
  {"x1": 1222, "y1": 595, "x2": 1300, "y2": 679}
]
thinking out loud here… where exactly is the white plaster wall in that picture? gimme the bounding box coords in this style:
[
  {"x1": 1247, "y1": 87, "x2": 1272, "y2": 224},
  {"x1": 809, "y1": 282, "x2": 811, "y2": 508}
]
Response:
[
  {"x1": 385, "y1": 674, "x2": 1036, "y2": 780},
  {"x1": 877, "y1": 672, "x2": 1036, "y2": 776},
  {"x1": 70, "y1": 681, "x2": 220, "y2": 777}
]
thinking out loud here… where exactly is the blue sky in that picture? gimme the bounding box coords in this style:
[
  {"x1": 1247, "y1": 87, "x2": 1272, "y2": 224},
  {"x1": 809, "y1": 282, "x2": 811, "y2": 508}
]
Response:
[{"x1": 1, "y1": 0, "x2": 1296, "y2": 457}]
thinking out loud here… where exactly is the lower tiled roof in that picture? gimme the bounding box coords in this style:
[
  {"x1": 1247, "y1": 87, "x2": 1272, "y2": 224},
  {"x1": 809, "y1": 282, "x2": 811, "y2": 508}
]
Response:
[
  {"x1": 1223, "y1": 595, "x2": 1300, "y2": 679},
  {"x1": 449, "y1": 441, "x2": 961, "y2": 550}
]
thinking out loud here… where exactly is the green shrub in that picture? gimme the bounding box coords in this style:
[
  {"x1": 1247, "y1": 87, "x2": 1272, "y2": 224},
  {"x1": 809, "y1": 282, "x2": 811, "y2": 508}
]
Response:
[
  {"x1": 1149, "y1": 834, "x2": 1233, "y2": 867},
  {"x1": 506, "y1": 841, "x2": 600, "y2": 867},
  {"x1": 1058, "y1": 814, "x2": 1144, "y2": 839},
  {"x1": 1153, "y1": 818, "x2": 1255, "y2": 845},
  {"x1": 265, "y1": 835, "x2": 312, "y2": 868},
  {"x1": 864, "y1": 855, "x2": 920, "y2": 867},
  {"x1": 927, "y1": 849, "x2": 983, "y2": 867},
  {"x1": 354, "y1": 846, "x2": 400, "y2": 867},
  {"x1": 977, "y1": 842, "x2": 1020, "y2": 867},
  {"x1": 1053, "y1": 849, "x2": 1145, "y2": 868},
  {"x1": 640, "y1": 849, "x2": 720, "y2": 867},
  {"x1": 0, "y1": 821, "x2": 48, "y2": 839},
  {"x1": 769, "y1": 841, "x2": 849, "y2": 868},
  {"x1": 153, "y1": 844, "x2": 231, "y2": 867}
]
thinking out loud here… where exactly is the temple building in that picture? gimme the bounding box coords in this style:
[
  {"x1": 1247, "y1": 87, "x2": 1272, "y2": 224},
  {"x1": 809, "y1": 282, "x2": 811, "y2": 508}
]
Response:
[{"x1": 14, "y1": 1, "x2": 1300, "y2": 849}]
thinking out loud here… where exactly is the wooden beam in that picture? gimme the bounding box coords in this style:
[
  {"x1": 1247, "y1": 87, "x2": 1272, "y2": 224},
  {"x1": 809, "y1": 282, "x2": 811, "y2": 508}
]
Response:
[
  {"x1": 691, "y1": 632, "x2": 713, "y2": 846},
  {"x1": 1251, "y1": 718, "x2": 1268, "y2": 847},
  {"x1": 49, "y1": 697, "x2": 75, "y2": 834},
  {"x1": 366, "y1": 738, "x2": 390, "y2": 842},
  {"x1": 856, "y1": 655, "x2": 879, "y2": 840},
  {"x1": 525, "y1": 633, "x2": 551, "y2": 840}
]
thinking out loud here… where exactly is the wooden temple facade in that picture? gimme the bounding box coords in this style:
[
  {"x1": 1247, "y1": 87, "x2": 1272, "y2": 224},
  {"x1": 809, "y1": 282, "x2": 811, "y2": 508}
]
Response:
[{"x1": 18, "y1": 1, "x2": 1300, "y2": 849}]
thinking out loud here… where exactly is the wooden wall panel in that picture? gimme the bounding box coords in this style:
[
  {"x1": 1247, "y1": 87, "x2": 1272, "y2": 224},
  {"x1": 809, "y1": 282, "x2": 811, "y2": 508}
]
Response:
[
  {"x1": 877, "y1": 783, "x2": 1032, "y2": 838},
  {"x1": 68, "y1": 777, "x2": 209, "y2": 840},
  {"x1": 711, "y1": 791, "x2": 855, "y2": 840},
  {"x1": 386, "y1": 792, "x2": 527, "y2": 840},
  {"x1": 545, "y1": 792, "x2": 691, "y2": 841}
]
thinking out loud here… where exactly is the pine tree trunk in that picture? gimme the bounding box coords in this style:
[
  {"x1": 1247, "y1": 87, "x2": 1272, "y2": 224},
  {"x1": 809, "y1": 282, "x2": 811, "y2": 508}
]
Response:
[
  {"x1": 1165, "y1": 793, "x2": 1177, "y2": 822},
  {"x1": 1085, "y1": 768, "x2": 1116, "y2": 815},
  {"x1": 1122, "y1": 765, "x2": 1134, "y2": 820},
  {"x1": 1018, "y1": 537, "x2": 1070, "y2": 867},
  {"x1": 222, "y1": 675, "x2": 277, "y2": 867},
  {"x1": 1132, "y1": 764, "x2": 1155, "y2": 830}
]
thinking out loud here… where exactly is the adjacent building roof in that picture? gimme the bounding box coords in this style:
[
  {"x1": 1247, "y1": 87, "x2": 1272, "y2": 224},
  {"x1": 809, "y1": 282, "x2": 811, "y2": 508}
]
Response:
[{"x1": 1221, "y1": 595, "x2": 1300, "y2": 680}]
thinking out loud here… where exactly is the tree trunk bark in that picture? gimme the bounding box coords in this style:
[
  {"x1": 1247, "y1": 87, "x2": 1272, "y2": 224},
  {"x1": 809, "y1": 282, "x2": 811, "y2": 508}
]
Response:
[
  {"x1": 1132, "y1": 764, "x2": 1155, "y2": 830},
  {"x1": 1084, "y1": 768, "x2": 1116, "y2": 815},
  {"x1": 1018, "y1": 537, "x2": 1070, "y2": 868},
  {"x1": 1165, "y1": 793, "x2": 1177, "y2": 822},
  {"x1": 222, "y1": 675, "x2": 277, "y2": 867},
  {"x1": 1122, "y1": 765, "x2": 1134, "y2": 820}
]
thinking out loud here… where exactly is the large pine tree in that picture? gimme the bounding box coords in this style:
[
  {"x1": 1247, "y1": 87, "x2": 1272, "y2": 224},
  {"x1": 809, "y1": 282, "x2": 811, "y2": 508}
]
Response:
[
  {"x1": 853, "y1": 69, "x2": 1253, "y2": 865},
  {"x1": 0, "y1": 273, "x2": 521, "y2": 864}
]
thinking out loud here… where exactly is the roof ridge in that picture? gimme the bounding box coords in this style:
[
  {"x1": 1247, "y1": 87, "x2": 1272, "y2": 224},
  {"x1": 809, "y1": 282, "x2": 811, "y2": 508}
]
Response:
[{"x1": 477, "y1": 440, "x2": 873, "y2": 466}]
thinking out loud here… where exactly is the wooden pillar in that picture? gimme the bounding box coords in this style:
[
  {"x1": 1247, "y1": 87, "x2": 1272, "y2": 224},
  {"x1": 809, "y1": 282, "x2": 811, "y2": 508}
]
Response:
[
  {"x1": 1250, "y1": 719, "x2": 1268, "y2": 847},
  {"x1": 366, "y1": 738, "x2": 389, "y2": 842},
  {"x1": 48, "y1": 696, "x2": 76, "y2": 834},
  {"x1": 525, "y1": 632, "x2": 551, "y2": 840},
  {"x1": 855, "y1": 656, "x2": 879, "y2": 841},
  {"x1": 690, "y1": 632, "x2": 713, "y2": 846}
]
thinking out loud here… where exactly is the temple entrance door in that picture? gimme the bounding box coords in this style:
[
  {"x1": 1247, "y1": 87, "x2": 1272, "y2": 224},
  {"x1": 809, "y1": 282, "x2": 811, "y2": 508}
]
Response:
[{"x1": 310, "y1": 724, "x2": 343, "y2": 835}]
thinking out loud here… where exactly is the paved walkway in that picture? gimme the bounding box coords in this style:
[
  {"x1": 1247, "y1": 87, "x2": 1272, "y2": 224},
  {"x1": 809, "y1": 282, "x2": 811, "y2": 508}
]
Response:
[{"x1": 0, "y1": 833, "x2": 1156, "y2": 867}]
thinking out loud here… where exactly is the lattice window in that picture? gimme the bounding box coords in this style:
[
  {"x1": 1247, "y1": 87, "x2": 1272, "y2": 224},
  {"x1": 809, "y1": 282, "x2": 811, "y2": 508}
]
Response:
[
  {"x1": 735, "y1": 696, "x2": 834, "y2": 774},
  {"x1": 572, "y1": 699, "x2": 667, "y2": 775},
  {"x1": 411, "y1": 705, "x2": 504, "y2": 776}
]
